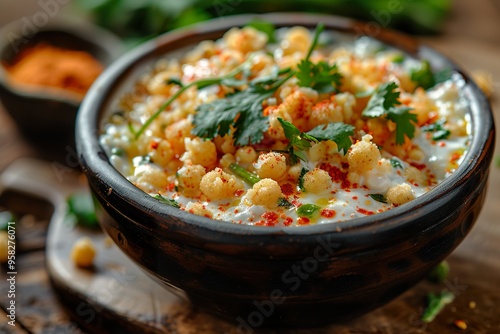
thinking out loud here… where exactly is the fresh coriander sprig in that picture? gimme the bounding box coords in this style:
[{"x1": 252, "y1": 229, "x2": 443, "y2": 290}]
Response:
[
  {"x1": 421, "y1": 119, "x2": 451, "y2": 141},
  {"x1": 192, "y1": 71, "x2": 295, "y2": 146},
  {"x1": 278, "y1": 118, "x2": 354, "y2": 164},
  {"x1": 134, "y1": 58, "x2": 254, "y2": 139},
  {"x1": 296, "y1": 23, "x2": 342, "y2": 93},
  {"x1": 362, "y1": 82, "x2": 418, "y2": 145}
]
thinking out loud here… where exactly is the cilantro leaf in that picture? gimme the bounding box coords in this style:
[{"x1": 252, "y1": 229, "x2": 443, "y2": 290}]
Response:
[
  {"x1": 277, "y1": 198, "x2": 293, "y2": 209},
  {"x1": 193, "y1": 81, "x2": 273, "y2": 146},
  {"x1": 278, "y1": 118, "x2": 353, "y2": 162},
  {"x1": 421, "y1": 119, "x2": 451, "y2": 141},
  {"x1": 279, "y1": 118, "x2": 312, "y2": 151},
  {"x1": 296, "y1": 60, "x2": 342, "y2": 93},
  {"x1": 362, "y1": 82, "x2": 401, "y2": 117},
  {"x1": 362, "y1": 82, "x2": 417, "y2": 145},
  {"x1": 433, "y1": 68, "x2": 453, "y2": 86},
  {"x1": 386, "y1": 106, "x2": 418, "y2": 145},
  {"x1": 369, "y1": 194, "x2": 387, "y2": 204},
  {"x1": 292, "y1": 22, "x2": 342, "y2": 94},
  {"x1": 305, "y1": 123, "x2": 355, "y2": 154},
  {"x1": 246, "y1": 19, "x2": 276, "y2": 43},
  {"x1": 298, "y1": 167, "x2": 309, "y2": 192},
  {"x1": 411, "y1": 60, "x2": 435, "y2": 90},
  {"x1": 390, "y1": 157, "x2": 403, "y2": 169}
]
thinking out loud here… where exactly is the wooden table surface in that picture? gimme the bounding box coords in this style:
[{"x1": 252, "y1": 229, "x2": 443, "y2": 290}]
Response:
[{"x1": 1, "y1": 1, "x2": 499, "y2": 333}]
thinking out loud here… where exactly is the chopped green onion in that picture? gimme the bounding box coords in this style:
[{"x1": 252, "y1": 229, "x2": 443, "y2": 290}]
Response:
[{"x1": 229, "y1": 163, "x2": 261, "y2": 186}]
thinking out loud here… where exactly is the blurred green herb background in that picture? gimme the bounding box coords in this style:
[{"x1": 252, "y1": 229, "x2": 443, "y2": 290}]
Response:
[{"x1": 75, "y1": 0, "x2": 451, "y2": 46}]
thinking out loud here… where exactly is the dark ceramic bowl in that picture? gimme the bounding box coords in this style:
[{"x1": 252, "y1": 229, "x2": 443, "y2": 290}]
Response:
[
  {"x1": 0, "y1": 17, "x2": 123, "y2": 152},
  {"x1": 76, "y1": 14, "x2": 495, "y2": 327}
]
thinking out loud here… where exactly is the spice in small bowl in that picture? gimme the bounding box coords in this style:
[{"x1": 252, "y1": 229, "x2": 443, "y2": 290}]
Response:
[{"x1": 5, "y1": 43, "x2": 104, "y2": 99}]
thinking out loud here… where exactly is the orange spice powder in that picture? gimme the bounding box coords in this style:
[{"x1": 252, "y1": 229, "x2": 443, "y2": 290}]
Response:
[{"x1": 6, "y1": 43, "x2": 103, "y2": 98}]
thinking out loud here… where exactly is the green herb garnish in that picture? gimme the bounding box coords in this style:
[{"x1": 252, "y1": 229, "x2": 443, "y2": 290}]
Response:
[
  {"x1": 165, "y1": 78, "x2": 184, "y2": 87},
  {"x1": 153, "y1": 194, "x2": 180, "y2": 208},
  {"x1": 421, "y1": 290, "x2": 455, "y2": 323},
  {"x1": 392, "y1": 54, "x2": 405, "y2": 64},
  {"x1": 297, "y1": 204, "x2": 321, "y2": 218},
  {"x1": 67, "y1": 193, "x2": 99, "y2": 229},
  {"x1": 111, "y1": 147, "x2": 124, "y2": 156},
  {"x1": 390, "y1": 157, "x2": 403, "y2": 169},
  {"x1": 193, "y1": 72, "x2": 293, "y2": 146},
  {"x1": 362, "y1": 82, "x2": 417, "y2": 145},
  {"x1": 135, "y1": 58, "x2": 254, "y2": 139},
  {"x1": 296, "y1": 23, "x2": 342, "y2": 93},
  {"x1": 433, "y1": 68, "x2": 453, "y2": 86},
  {"x1": 298, "y1": 167, "x2": 309, "y2": 192},
  {"x1": 277, "y1": 198, "x2": 293, "y2": 208},
  {"x1": 246, "y1": 19, "x2": 276, "y2": 43},
  {"x1": 427, "y1": 261, "x2": 450, "y2": 284},
  {"x1": 229, "y1": 163, "x2": 261, "y2": 186},
  {"x1": 421, "y1": 119, "x2": 451, "y2": 141},
  {"x1": 369, "y1": 194, "x2": 387, "y2": 204},
  {"x1": 278, "y1": 118, "x2": 354, "y2": 164},
  {"x1": 411, "y1": 60, "x2": 435, "y2": 90}
]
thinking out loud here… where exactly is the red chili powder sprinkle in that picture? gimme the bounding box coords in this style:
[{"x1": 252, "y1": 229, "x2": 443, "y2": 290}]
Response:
[
  {"x1": 450, "y1": 152, "x2": 462, "y2": 163},
  {"x1": 357, "y1": 208, "x2": 375, "y2": 215},
  {"x1": 352, "y1": 196, "x2": 358, "y2": 200},
  {"x1": 283, "y1": 217, "x2": 293, "y2": 226},
  {"x1": 151, "y1": 141, "x2": 159, "y2": 149},
  {"x1": 297, "y1": 217, "x2": 310, "y2": 225},
  {"x1": 410, "y1": 162, "x2": 427, "y2": 171},
  {"x1": 262, "y1": 211, "x2": 279, "y2": 224},
  {"x1": 234, "y1": 189, "x2": 244, "y2": 197},
  {"x1": 439, "y1": 141, "x2": 446, "y2": 147},
  {"x1": 321, "y1": 209, "x2": 336, "y2": 218},
  {"x1": 319, "y1": 163, "x2": 351, "y2": 189},
  {"x1": 166, "y1": 183, "x2": 175, "y2": 192},
  {"x1": 280, "y1": 183, "x2": 295, "y2": 196}
]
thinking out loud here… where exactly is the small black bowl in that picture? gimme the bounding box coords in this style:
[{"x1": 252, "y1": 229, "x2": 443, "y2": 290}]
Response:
[
  {"x1": 0, "y1": 17, "x2": 123, "y2": 156},
  {"x1": 76, "y1": 13, "x2": 495, "y2": 328}
]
